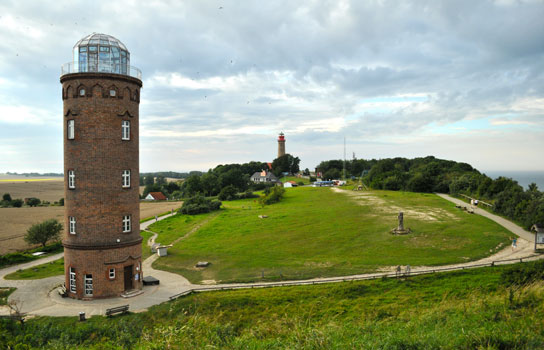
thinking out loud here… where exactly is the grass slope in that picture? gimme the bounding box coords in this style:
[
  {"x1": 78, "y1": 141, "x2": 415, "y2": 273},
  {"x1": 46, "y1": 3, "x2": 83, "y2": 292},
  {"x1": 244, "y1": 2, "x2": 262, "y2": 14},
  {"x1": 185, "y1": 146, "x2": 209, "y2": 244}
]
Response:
[
  {"x1": 2, "y1": 262, "x2": 543, "y2": 349},
  {"x1": 153, "y1": 187, "x2": 512, "y2": 283},
  {"x1": 4, "y1": 258, "x2": 64, "y2": 280}
]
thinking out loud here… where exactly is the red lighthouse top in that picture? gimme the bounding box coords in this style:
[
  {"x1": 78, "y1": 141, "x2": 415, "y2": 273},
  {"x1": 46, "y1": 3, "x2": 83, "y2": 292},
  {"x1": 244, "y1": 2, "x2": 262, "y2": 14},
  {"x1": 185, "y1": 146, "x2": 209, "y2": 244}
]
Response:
[{"x1": 278, "y1": 132, "x2": 285, "y2": 141}]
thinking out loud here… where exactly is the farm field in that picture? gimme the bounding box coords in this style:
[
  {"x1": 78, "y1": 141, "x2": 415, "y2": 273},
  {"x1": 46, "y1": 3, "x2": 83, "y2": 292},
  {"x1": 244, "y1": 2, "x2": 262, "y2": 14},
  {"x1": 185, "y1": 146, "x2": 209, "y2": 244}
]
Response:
[
  {"x1": 0, "y1": 201, "x2": 182, "y2": 255},
  {"x1": 0, "y1": 177, "x2": 64, "y2": 203},
  {"x1": 150, "y1": 187, "x2": 513, "y2": 284},
  {"x1": 3, "y1": 262, "x2": 543, "y2": 349}
]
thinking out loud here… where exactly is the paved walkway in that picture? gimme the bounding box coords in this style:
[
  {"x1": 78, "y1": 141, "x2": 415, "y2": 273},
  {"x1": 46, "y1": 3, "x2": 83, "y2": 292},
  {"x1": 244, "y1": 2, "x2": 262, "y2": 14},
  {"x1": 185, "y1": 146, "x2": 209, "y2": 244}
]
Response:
[
  {"x1": 436, "y1": 193, "x2": 535, "y2": 242},
  {"x1": 1, "y1": 195, "x2": 541, "y2": 317}
]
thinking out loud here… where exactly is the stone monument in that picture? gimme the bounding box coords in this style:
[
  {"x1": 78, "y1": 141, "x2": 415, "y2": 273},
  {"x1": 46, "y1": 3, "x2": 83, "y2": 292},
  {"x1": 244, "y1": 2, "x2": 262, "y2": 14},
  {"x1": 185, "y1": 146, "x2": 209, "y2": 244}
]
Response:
[{"x1": 391, "y1": 211, "x2": 411, "y2": 235}]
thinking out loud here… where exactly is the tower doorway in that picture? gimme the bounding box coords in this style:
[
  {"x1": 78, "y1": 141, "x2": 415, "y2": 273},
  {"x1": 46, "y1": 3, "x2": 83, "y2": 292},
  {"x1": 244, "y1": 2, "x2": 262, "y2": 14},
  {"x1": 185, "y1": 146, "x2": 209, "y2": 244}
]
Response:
[{"x1": 124, "y1": 265, "x2": 133, "y2": 291}]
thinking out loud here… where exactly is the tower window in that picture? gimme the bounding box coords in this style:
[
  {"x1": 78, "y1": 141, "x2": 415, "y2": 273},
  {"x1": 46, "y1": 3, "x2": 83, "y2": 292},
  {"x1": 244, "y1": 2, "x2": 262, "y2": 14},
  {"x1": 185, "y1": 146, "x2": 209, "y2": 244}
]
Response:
[
  {"x1": 110, "y1": 89, "x2": 116, "y2": 97},
  {"x1": 84, "y1": 274, "x2": 93, "y2": 296},
  {"x1": 67, "y1": 120, "x2": 75, "y2": 140},
  {"x1": 109, "y1": 268, "x2": 116, "y2": 279},
  {"x1": 69, "y1": 268, "x2": 76, "y2": 293},
  {"x1": 122, "y1": 121, "x2": 130, "y2": 140},
  {"x1": 79, "y1": 88, "x2": 85, "y2": 96},
  {"x1": 68, "y1": 170, "x2": 75, "y2": 189},
  {"x1": 123, "y1": 215, "x2": 131, "y2": 233},
  {"x1": 69, "y1": 216, "x2": 76, "y2": 234},
  {"x1": 122, "y1": 170, "x2": 131, "y2": 188}
]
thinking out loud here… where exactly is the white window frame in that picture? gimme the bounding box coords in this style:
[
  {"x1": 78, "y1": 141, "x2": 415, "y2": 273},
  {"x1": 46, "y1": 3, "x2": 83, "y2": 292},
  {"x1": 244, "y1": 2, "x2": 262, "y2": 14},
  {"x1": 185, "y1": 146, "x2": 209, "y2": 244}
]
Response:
[
  {"x1": 79, "y1": 88, "x2": 85, "y2": 96},
  {"x1": 123, "y1": 215, "x2": 131, "y2": 233},
  {"x1": 69, "y1": 216, "x2": 76, "y2": 235},
  {"x1": 122, "y1": 170, "x2": 131, "y2": 188},
  {"x1": 122, "y1": 120, "x2": 130, "y2": 140},
  {"x1": 67, "y1": 120, "x2": 75, "y2": 140},
  {"x1": 69, "y1": 267, "x2": 76, "y2": 293},
  {"x1": 84, "y1": 274, "x2": 93, "y2": 296},
  {"x1": 109, "y1": 268, "x2": 115, "y2": 279},
  {"x1": 68, "y1": 170, "x2": 75, "y2": 189},
  {"x1": 110, "y1": 89, "x2": 116, "y2": 97}
]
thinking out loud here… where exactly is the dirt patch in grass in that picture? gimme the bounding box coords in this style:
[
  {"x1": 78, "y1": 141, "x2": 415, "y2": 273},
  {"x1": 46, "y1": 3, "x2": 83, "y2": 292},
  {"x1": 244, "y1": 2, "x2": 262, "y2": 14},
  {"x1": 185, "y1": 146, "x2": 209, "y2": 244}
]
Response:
[{"x1": 335, "y1": 188, "x2": 459, "y2": 222}]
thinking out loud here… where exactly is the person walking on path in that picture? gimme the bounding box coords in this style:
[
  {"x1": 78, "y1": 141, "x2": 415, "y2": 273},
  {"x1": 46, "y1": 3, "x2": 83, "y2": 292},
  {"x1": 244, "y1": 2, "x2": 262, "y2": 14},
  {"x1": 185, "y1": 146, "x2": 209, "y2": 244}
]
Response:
[{"x1": 512, "y1": 237, "x2": 518, "y2": 251}]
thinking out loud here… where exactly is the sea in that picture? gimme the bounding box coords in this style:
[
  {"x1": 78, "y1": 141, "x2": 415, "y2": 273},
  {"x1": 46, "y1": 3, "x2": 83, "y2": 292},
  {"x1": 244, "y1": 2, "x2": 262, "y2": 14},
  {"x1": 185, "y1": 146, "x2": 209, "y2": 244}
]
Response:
[{"x1": 482, "y1": 171, "x2": 544, "y2": 191}]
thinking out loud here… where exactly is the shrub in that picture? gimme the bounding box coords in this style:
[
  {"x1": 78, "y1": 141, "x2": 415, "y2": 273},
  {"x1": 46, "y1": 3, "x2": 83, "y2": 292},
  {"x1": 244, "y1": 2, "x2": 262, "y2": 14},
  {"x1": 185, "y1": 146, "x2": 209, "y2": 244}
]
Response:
[
  {"x1": 2, "y1": 193, "x2": 11, "y2": 202},
  {"x1": 11, "y1": 199, "x2": 23, "y2": 208},
  {"x1": 218, "y1": 185, "x2": 238, "y2": 201},
  {"x1": 26, "y1": 197, "x2": 41, "y2": 207},
  {"x1": 259, "y1": 186, "x2": 285, "y2": 206},
  {"x1": 59, "y1": 198, "x2": 64, "y2": 206},
  {"x1": 297, "y1": 181, "x2": 305, "y2": 186},
  {"x1": 179, "y1": 195, "x2": 222, "y2": 215}
]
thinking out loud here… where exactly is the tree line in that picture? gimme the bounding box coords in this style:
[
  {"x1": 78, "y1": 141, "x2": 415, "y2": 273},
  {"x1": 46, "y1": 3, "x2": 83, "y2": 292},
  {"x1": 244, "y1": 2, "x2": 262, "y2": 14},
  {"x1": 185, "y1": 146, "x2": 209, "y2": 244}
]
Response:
[{"x1": 317, "y1": 156, "x2": 543, "y2": 228}]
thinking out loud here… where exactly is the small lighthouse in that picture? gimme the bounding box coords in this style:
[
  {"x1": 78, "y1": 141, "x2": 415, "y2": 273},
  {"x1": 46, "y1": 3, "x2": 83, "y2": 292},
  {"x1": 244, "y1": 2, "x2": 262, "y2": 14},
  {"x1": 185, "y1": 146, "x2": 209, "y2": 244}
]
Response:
[{"x1": 277, "y1": 132, "x2": 286, "y2": 158}]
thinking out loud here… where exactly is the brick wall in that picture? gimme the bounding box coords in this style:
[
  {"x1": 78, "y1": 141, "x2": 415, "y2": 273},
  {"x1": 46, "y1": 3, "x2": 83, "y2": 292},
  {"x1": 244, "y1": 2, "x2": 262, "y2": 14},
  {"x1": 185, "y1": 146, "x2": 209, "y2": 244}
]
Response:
[{"x1": 61, "y1": 72, "x2": 143, "y2": 299}]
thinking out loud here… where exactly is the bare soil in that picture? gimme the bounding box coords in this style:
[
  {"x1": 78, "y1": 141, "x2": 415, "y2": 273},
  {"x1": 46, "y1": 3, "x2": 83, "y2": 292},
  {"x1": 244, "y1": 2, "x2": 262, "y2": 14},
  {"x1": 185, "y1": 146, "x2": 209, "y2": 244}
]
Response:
[
  {"x1": 0, "y1": 178, "x2": 64, "y2": 203},
  {"x1": 0, "y1": 201, "x2": 182, "y2": 255}
]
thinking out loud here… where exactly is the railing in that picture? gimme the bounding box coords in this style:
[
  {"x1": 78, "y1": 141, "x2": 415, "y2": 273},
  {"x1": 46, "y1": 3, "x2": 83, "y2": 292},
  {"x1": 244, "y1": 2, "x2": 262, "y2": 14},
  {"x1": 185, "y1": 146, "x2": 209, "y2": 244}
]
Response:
[
  {"x1": 168, "y1": 254, "x2": 543, "y2": 300},
  {"x1": 61, "y1": 62, "x2": 142, "y2": 80}
]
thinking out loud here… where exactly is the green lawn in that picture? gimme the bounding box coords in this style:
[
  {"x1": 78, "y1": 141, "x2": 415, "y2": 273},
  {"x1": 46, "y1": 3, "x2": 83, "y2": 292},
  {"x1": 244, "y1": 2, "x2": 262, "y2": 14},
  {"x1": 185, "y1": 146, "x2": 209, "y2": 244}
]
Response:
[
  {"x1": 146, "y1": 211, "x2": 219, "y2": 246},
  {"x1": 4, "y1": 258, "x2": 64, "y2": 280},
  {"x1": 3, "y1": 262, "x2": 543, "y2": 349},
  {"x1": 279, "y1": 175, "x2": 310, "y2": 185},
  {"x1": 153, "y1": 187, "x2": 513, "y2": 283}
]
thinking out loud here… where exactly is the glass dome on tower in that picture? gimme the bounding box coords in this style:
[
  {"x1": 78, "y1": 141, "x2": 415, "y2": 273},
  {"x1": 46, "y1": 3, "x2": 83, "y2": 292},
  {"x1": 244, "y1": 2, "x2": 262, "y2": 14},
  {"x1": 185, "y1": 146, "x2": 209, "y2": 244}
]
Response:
[{"x1": 61, "y1": 33, "x2": 141, "y2": 79}]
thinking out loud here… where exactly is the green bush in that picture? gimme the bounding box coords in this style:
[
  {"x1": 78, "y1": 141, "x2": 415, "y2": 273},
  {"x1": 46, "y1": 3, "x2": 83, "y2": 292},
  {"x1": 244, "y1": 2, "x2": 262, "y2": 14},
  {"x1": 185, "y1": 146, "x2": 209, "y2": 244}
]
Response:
[
  {"x1": 218, "y1": 185, "x2": 238, "y2": 201},
  {"x1": 11, "y1": 199, "x2": 23, "y2": 208},
  {"x1": 179, "y1": 195, "x2": 222, "y2": 215},
  {"x1": 26, "y1": 197, "x2": 41, "y2": 207},
  {"x1": 259, "y1": 186, "x2": 285, "y2": 206}
]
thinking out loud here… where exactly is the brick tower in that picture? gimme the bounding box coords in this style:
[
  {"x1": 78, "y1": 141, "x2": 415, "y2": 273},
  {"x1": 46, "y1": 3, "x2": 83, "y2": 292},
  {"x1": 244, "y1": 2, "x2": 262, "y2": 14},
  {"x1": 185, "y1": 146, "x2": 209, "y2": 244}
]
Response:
[
  {"x1": 60, "y1": 33, "x2": 143, "y2": 299},
  {"x1": 277, "y1": 132, "x2": 286, "y2": 158}
]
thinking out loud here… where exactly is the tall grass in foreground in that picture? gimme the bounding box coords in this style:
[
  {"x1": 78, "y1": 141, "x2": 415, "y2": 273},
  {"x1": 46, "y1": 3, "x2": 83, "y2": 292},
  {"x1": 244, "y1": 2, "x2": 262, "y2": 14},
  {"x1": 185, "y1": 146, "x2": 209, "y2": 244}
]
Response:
[{"x1": 2, "y1": 261, "x2": 543, "y2": 349}]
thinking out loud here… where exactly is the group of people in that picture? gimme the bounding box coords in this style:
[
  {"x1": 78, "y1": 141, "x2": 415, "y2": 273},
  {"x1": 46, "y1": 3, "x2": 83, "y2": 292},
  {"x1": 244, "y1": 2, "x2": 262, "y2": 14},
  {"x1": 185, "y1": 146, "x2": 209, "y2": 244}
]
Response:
[{"x1": 395, "y1": 265, "x2": 411, "y2": 277}]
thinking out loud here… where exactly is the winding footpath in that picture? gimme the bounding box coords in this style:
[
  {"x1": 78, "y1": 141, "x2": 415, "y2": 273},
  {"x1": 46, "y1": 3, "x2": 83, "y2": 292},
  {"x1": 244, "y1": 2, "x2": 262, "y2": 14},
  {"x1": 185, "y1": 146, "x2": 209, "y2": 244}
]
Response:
[{"x1": 1, "y1": 193, "x2": 541, "y2": 317}]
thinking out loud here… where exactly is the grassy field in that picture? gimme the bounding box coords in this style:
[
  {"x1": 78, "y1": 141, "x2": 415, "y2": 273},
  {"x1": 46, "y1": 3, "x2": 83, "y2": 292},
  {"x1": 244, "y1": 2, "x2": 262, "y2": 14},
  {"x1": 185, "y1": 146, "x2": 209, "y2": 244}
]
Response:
[
  {"x1": 2, "y1": 261, "x2": 542, "y2": 349},
  {"x1": 4, "y1": 258, "x2": 64, "y2": 280},
  {"x1": 279, "y1": 175, "x2": 310, "y2": 184},
  {"x1": 0, "y1": 202, "x2": 182, "y2": 255},
  {"x1": 152, "y1": 187, "x2": 513, "y2": 284}
]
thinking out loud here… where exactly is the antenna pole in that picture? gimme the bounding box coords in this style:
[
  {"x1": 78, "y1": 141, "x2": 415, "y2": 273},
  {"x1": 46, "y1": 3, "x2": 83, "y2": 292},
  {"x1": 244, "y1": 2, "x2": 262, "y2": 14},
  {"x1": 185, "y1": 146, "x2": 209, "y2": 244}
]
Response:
[{"x1": 343, "y1": 137, "x2": 346, "y2": 180}]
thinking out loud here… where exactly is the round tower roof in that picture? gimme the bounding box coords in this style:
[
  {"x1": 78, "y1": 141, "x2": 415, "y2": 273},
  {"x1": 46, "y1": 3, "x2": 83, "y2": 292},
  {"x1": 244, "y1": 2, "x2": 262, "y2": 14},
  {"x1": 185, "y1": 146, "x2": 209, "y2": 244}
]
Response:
[
  {"x1": 61, "y1": 33, "x2": 141, "y2": 79},
  {"x1": 74, "y1": 33, "x2": 128, "y2": 52}
]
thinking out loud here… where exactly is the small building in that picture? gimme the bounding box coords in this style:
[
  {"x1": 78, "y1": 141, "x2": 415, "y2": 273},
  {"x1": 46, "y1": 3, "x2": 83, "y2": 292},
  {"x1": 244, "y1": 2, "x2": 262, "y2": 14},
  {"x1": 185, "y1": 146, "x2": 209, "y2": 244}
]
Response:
[
  {"x1": 284, "y1": 181, "x2": 298, "y2": 188},
  {"x1": 145, "y1": 192, "x2": 167, "y2": 201},
  {"x1": 251, "y1": 170, "x2": 279, "y2": 183}
]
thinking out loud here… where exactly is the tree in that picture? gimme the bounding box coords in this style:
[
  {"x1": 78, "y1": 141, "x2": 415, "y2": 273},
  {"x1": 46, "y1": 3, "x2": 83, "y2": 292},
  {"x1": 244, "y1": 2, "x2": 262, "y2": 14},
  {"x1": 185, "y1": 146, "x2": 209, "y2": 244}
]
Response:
[
  {"x1": 155, "y1": 176, "x2": 167, "y2": 186},
  {"x1": 11, "y1": 199, "x2": 23, "y2": 208},
  {"x1": 25, "y1": 219, "x2": 63, "y2": 247},
  {"x1": 183, "y1": 175, "x2": 203, "y2": 196},
  {"x1": 26, "y1": 197, "x2": 41, "y2": 207},
  {"x1": 144, "y1": 176, "x2": 155, "y2": 186},
  {"x1": 272, "y1": 154, "x2": 300, "y2": 176},
  {"x1": 218, "y1": 185, "x2": 238, "y2": 201},
  {"x1": 2, "y1": 193, "x2": 11, "y2": 202},
  {"x1": 59, "y1": 198, "x2": 64, "y2": 206},
  {"x1": 323, "y1": 168, "x2": 340, "y2": 180}
]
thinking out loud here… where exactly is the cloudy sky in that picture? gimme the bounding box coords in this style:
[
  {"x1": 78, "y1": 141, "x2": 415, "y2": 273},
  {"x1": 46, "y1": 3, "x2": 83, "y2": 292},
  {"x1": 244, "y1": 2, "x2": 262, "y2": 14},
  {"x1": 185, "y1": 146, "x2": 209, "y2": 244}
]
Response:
[{"x1": 0, "y1": 0, "x2": 543, "y2": 174}]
